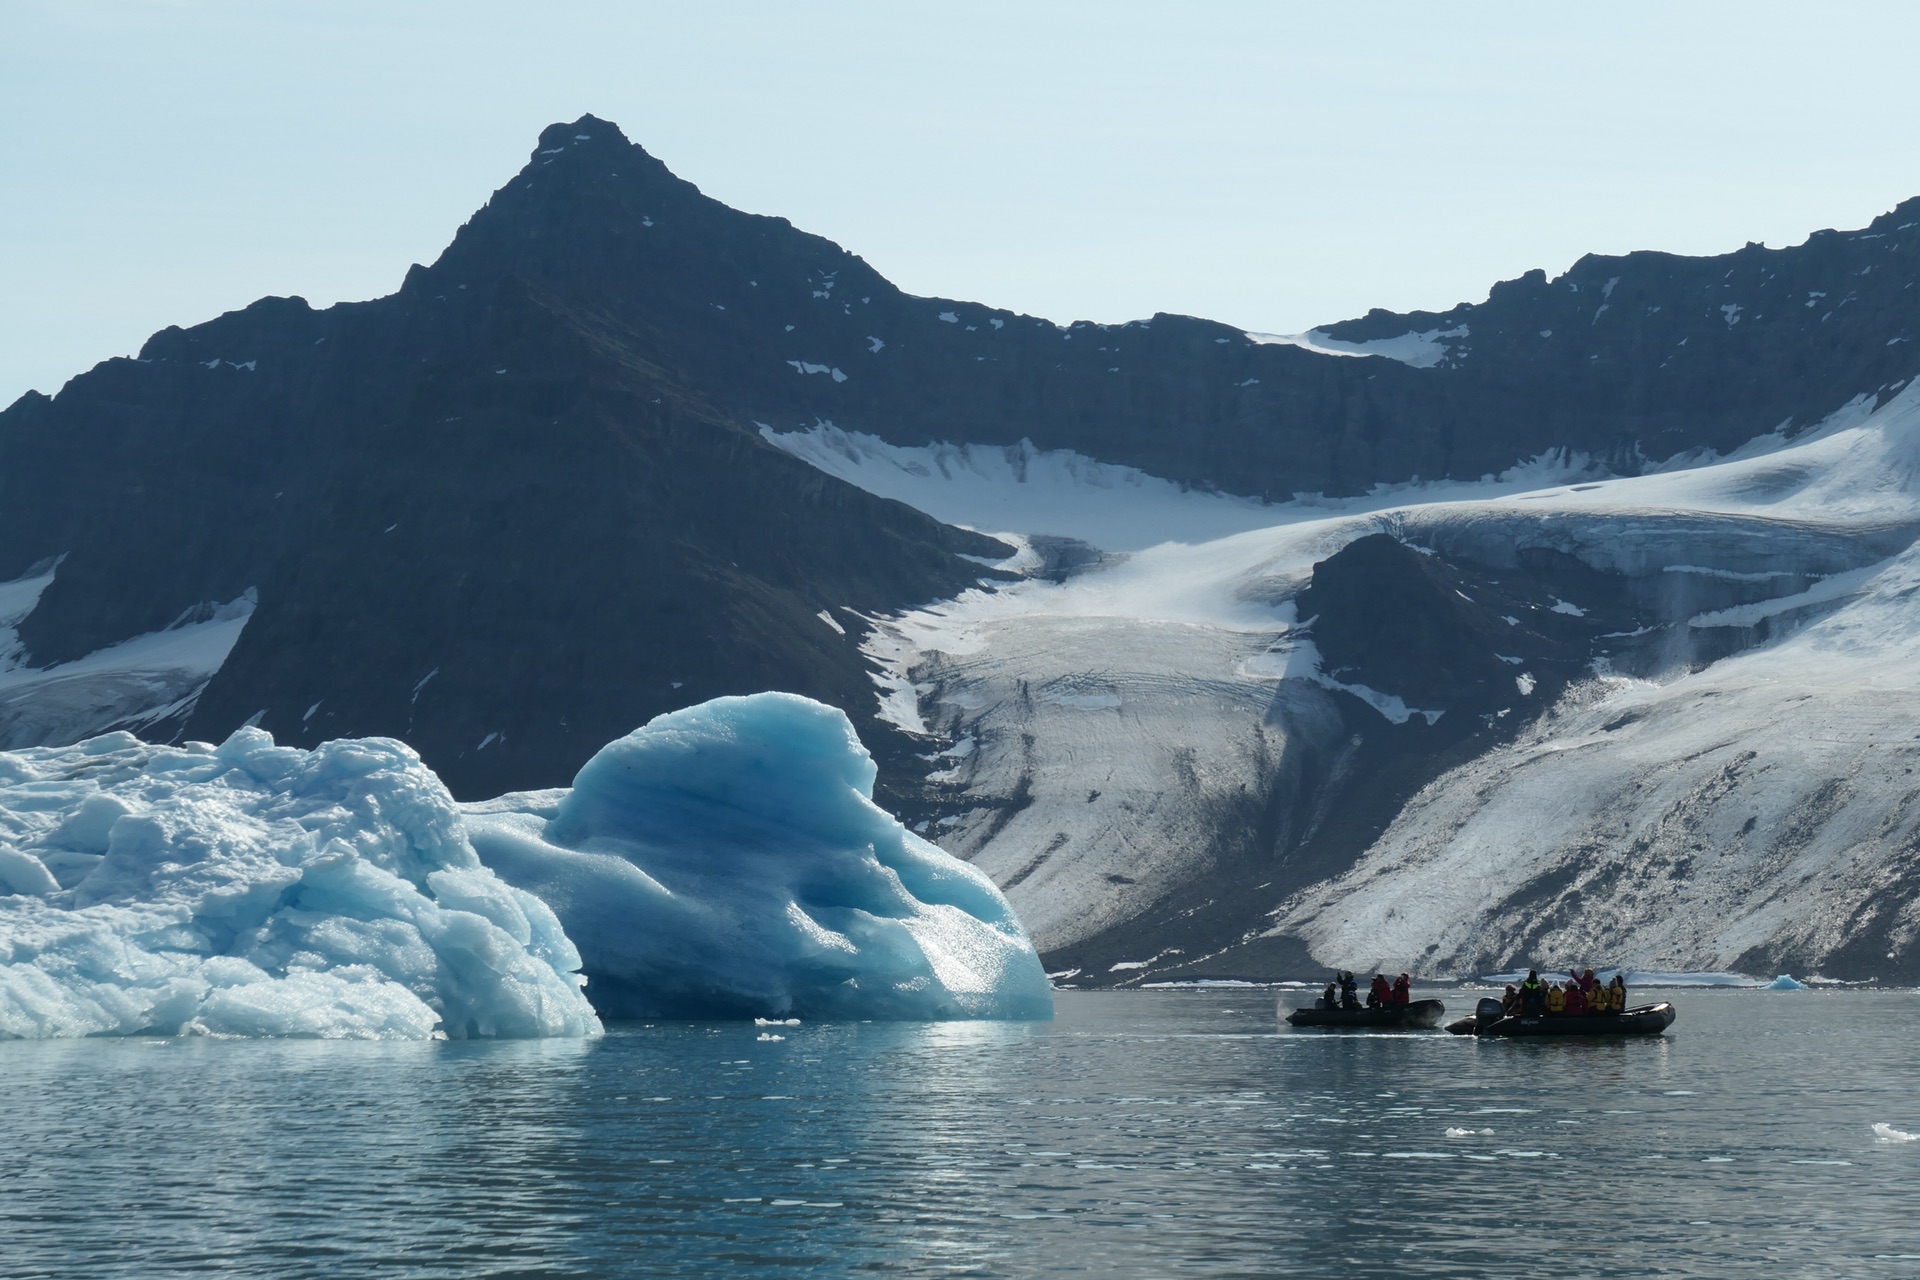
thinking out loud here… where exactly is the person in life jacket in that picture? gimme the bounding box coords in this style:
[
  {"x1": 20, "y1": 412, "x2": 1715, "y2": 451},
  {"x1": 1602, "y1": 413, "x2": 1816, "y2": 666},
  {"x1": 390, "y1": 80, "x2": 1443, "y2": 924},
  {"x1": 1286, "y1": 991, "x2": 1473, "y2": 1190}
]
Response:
[
  {"x1": 1369, "y1": 974, "x2": 1392, "y2": 1009},
  {"x1": 1319, "y1": 981, "x2": 1338, "y2": 1009},
  {"x1": 1609, "y1": 973, "x2": 1628, "y2": 1011},
  {"x1": 1501, "y1": 984, "x2": 1521, "y2": 1016},
  {"x1": 1339, "y1": 971, "x2": 1360, "y2": 1010},
  {"x1": 1564, "y1": 982, "x2": 1589, "y2": 1016},
  {"x1": 1518, "y1": 970, "x2": 1547, "y2": 1015},
  {"x1": 1579, "y1": 968, "x2": 1599, "y2": 994},
  {"x1": 1546, "y1": 982, "x2": 1567, "y2": 1015},
  {"x1": 1391, "y1": 973, "x2": 1412, "y2": 1006}
]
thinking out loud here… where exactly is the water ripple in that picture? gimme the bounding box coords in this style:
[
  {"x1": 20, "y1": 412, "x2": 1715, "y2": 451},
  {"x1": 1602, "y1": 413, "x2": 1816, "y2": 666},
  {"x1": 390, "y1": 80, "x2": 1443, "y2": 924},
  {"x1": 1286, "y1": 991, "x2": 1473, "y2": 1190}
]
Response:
[{"x1": 3, "y1": 990, "x2": 1919, "y2": 1277}]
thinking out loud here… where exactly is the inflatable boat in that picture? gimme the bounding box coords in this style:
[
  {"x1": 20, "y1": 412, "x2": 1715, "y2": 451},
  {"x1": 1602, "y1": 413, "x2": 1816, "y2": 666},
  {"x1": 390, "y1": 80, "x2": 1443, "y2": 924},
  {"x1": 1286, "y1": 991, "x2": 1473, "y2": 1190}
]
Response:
[
  {"x1": 1446, "y1": 997, "x2": 1676, "y2": 1037},
  {"x1": 1285, "y1": 998, "x2": 1447, "y2": 1029}
]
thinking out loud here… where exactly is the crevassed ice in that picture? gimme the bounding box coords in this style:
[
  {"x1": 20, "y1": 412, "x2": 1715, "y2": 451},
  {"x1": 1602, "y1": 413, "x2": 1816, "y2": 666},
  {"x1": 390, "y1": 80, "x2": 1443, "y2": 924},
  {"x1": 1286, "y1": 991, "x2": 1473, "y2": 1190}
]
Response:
[
  {"x1": 464, "y1": 692, "x2": 1054, "y2": 1021},
  {"x1": 0, "y1": 729, "x2": 600, "y2": 1040}
]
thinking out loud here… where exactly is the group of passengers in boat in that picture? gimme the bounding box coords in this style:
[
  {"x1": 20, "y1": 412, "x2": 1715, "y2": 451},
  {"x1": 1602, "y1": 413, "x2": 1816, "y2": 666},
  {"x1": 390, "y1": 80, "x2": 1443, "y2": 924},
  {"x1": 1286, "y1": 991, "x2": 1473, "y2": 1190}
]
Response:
[
  {"x1": 1314, "y1": 971, "x2": 1413, "y2": 1010},
  {"x1": 1501, "y1": 968, "x2": 1628, "y2": 1017}
]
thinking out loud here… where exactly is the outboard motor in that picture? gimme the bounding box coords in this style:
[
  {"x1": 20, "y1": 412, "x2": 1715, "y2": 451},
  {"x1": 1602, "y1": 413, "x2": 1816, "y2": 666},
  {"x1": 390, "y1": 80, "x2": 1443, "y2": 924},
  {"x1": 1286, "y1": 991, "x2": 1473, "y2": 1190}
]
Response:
[{"x1": 1475, "y1": 997, "x2": 1506, "y2": 1025}]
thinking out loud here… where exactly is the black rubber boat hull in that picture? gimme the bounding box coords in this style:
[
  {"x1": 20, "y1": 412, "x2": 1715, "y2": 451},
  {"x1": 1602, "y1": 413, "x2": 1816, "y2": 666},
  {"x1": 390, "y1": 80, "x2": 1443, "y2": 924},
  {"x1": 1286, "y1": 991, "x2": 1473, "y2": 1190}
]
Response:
[
  {"x1": 1286, "y1": 998, "x2": 1447, "y2": 1029},
  {"x1": 1446, "y1": 1002, "x2": 1677, "y2": 1037}
]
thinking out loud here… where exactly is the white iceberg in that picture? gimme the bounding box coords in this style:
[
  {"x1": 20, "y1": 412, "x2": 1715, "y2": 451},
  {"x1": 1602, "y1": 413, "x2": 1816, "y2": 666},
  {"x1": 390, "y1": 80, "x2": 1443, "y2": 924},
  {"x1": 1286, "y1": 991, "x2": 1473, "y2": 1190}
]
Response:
[
  {"x1": 464, "y1": 692, "x2": 1053, "y2": 1021},
  {"x1": 0, "y1": 729, "x2": 601, "y2": 1040}
]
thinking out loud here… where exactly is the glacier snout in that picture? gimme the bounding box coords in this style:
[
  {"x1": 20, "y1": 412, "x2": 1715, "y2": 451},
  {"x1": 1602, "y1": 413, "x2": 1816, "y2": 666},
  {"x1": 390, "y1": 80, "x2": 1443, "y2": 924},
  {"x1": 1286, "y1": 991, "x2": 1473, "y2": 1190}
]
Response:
[{"x1": 465, "y1": 692, "x2": 1054, "y2": 1021}]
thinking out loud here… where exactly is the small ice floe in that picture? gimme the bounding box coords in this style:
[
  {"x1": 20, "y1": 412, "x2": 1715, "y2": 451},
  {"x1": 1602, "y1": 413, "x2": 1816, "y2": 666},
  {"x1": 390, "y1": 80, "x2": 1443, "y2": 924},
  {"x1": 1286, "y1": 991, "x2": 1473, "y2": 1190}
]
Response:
[
  {"x1": 1765, "y1": 974, "x2": 1809, "y2": 990},
  {"x1": 756, "y1": 1033, "x2": 784, "y2": 1042},
  {"x1": 754, "y1": 1017, "x2": 801, "y2": 1027},
  {"x1": 1445, "y1": 1128, "x2": 1495, "y2": 1137},
  {"x1": 1872, "y1": 1123, "x2": 1919, "y2": 1143}
]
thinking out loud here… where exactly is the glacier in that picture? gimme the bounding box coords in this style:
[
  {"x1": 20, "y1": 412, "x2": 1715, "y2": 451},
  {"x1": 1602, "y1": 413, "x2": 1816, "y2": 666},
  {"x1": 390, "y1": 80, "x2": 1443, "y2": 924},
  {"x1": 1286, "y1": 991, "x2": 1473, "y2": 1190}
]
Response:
[
  {"x1": 463, "y1": 693, "x2": 1053, "y2": 1021},
  {"x1": 778, "y1": 369, "x2": 1920, "y2": 980},
  {"x1": 0, "y1": 729, "x2": 599, "y2": 1040}
]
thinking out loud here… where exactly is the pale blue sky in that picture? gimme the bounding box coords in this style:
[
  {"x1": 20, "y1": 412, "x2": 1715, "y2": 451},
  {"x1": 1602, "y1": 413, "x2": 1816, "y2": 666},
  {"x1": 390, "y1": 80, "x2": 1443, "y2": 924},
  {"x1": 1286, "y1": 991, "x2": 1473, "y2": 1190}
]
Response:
[{"x1": 6, "y1": 1, "x2": 1920, "y2": 405}]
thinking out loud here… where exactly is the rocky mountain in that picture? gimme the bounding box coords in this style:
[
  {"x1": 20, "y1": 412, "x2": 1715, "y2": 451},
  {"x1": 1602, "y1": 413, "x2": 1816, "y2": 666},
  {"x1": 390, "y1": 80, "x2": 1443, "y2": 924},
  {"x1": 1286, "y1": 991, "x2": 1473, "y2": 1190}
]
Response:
[{"x1": 5, "y1": 115, "x2": 1919, "y2": 980}]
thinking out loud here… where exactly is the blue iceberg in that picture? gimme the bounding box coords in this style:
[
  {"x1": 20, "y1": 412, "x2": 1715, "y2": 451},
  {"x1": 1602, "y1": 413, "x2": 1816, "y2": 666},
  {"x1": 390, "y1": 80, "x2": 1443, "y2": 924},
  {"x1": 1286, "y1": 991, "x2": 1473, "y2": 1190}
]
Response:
[
  {"x1": 465, "y1": 693, "x2": 1053, "y2": 1020},
  {"x1": 0, "y1": 695, "x2": 1050, "y2": 1037},
  {"x1": 1765, "y1": 974, "x2": 1810, "y2": 990},
  {"x1": 0, "y1": 730, "x2": 600, "y2": 1040}
]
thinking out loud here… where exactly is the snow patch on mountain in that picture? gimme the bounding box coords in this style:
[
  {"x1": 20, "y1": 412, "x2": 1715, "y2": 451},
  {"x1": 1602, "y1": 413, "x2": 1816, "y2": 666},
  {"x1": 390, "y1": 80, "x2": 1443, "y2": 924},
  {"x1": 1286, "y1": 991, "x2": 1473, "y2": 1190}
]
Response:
[
  {"x1": 0, "y1": 574, "x2": 256, "y2": 750},
  {"x1": 763, "y1": 421, "x2": 1619, "y2": 555},
  {"x1": 1248, "y1": 326, "x2": 1470, "y2": 369},
  {"x1": 761, "y1": 423, "x2": 1282, "y2": 552}
]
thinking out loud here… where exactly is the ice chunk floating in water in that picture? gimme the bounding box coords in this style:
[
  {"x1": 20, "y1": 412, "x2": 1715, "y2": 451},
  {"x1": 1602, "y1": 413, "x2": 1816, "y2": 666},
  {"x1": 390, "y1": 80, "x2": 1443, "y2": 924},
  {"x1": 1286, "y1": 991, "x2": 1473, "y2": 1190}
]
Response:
[
  {"x1": 1872, "y1": 1123, "x2": 1919, "y2": 1143},
  {"x1": 0, "y1": 730, "x2": 600, "y2": 1040},
  {"x1": 1765, "y1": 974, "x2": 1810, "y2": 990},
  {"x1": 465, "y1": 693, "x2": 1053, "y2": 1020}
]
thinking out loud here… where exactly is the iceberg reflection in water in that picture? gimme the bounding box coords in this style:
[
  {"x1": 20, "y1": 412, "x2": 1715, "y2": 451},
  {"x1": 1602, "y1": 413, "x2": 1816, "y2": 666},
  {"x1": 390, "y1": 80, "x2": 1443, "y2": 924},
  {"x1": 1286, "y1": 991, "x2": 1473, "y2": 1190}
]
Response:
[{"x1": 5, "y1": 988, "x2": 1920, "y2": 1277}]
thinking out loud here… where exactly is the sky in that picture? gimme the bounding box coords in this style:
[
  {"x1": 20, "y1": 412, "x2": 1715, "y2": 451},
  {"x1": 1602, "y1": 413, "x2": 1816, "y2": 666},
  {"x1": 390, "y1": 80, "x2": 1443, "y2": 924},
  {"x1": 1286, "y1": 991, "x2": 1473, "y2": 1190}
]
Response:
[{"x1": 5, "y1": 1, "x2": 1920, "y2": 405}]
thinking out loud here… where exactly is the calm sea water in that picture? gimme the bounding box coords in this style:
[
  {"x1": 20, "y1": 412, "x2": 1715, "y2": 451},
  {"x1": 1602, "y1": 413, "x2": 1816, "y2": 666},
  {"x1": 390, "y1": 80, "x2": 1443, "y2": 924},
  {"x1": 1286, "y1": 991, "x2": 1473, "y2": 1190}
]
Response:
[{"x1": 5, "y1": 988, "x2": 1919, "y2": 1278}]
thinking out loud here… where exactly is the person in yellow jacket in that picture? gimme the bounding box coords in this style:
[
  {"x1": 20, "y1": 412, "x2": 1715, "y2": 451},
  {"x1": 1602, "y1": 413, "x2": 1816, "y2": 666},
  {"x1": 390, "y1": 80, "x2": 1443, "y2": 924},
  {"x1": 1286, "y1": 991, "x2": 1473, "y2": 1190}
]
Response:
[
  {"x1": 1589, "y1": 980, "x2": 1613, "y2": 1014},
  {"x1": 1545, "y1": 982, "x2": 1567, "y2": 1015},
  {"x1": 1608, "y1": 973, "x2": 1628, "y2": 1012}
]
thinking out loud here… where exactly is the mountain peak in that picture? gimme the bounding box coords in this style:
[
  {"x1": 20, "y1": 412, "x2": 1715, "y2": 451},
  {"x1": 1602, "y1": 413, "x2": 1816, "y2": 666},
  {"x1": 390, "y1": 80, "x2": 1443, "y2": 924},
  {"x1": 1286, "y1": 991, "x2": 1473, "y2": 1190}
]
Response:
[{"x1": 533, "y1": 114, "x2": 631, "y2": 156}]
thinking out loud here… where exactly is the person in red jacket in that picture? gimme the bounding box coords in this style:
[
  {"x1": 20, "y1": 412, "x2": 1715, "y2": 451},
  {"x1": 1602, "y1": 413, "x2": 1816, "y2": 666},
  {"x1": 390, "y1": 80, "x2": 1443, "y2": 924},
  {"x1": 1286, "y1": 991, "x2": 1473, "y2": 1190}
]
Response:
[
  {"x1": 1391, "y1": 973, "x2": 1411, "y2": 1007},
  {"x1": 1564, "y1": 982, "x2": 1590, "y2": 1016},
  {"x1": 1369, "y1": 974, "x2": 1392, "y2": 1009}
]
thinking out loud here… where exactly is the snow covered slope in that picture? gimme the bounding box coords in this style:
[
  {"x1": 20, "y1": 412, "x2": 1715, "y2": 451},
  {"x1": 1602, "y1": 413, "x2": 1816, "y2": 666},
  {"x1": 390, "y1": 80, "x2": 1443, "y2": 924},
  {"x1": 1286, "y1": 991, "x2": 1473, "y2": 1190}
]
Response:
[
  {"x1": 0, "y1": 567, "x2": 254, "y2": 749},
  {"x1": 1265, "y1": 385, "x2": 1920, "y2": 981},
  {"x1": 790, "y1": 381, "x2": 1920, "y2": 982}
]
